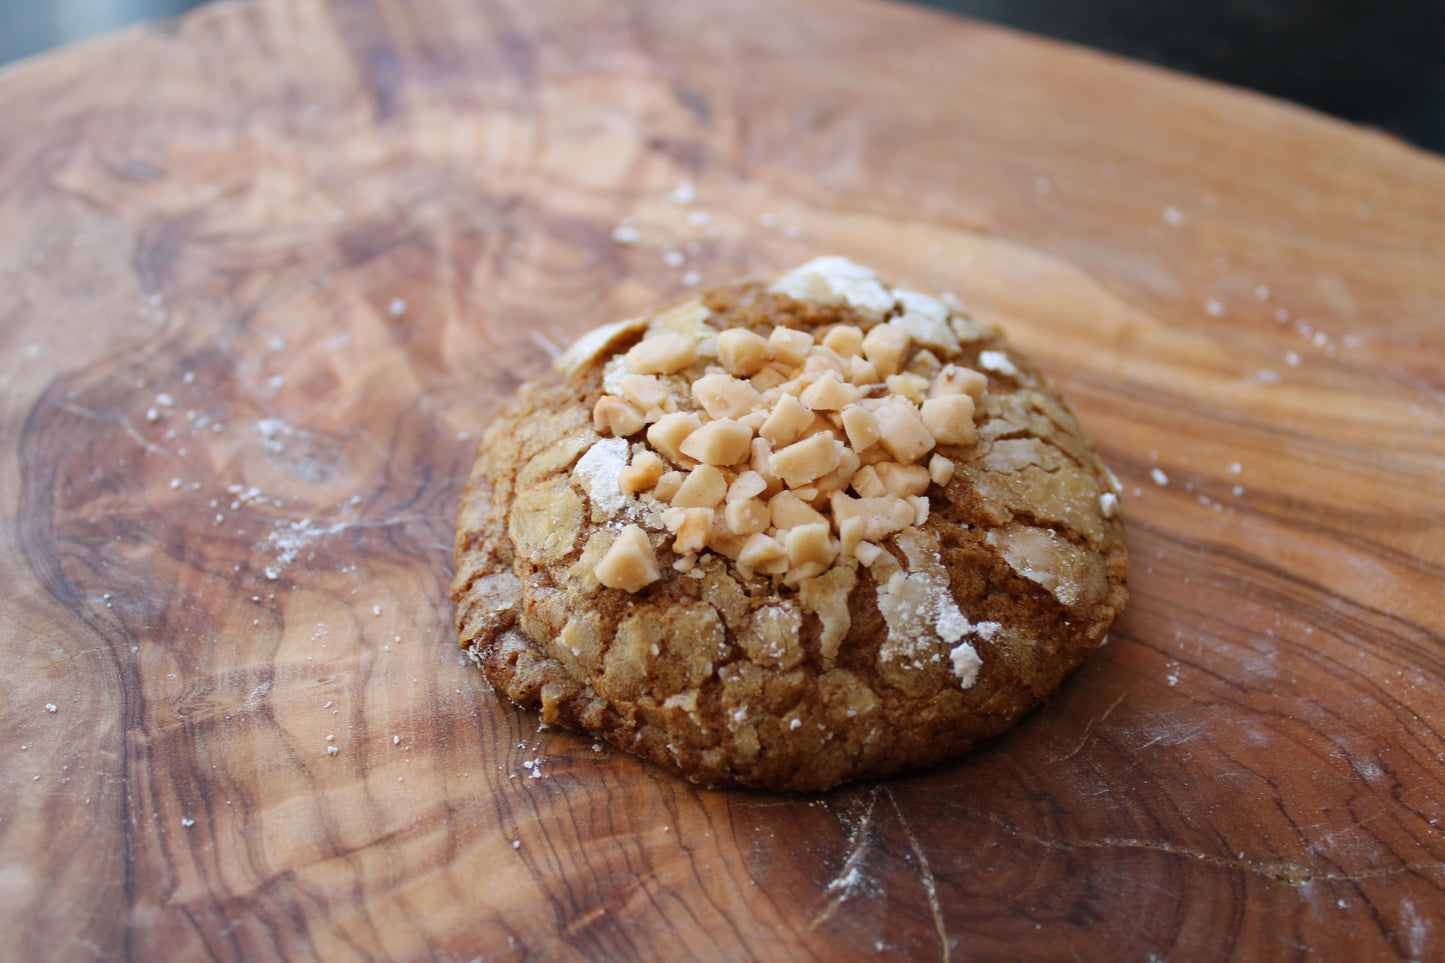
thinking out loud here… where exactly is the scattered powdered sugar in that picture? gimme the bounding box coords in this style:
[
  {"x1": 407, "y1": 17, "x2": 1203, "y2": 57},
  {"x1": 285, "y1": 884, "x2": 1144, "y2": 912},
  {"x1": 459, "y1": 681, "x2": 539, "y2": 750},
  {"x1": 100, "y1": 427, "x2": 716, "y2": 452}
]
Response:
[
  {"x1": 574, "y1": 438, "x2": 630, "y2": 516},
  {"x1": 977, "y1": 350, "x2": 1018, "y2": 377},
  {"x1": 949, "y1": 642, "x2": 983, "y2": 688},
  {"x1": 1150, "y1": 468, "x2": 1170, "y2": 486},
  {"x1": 771, "y1": 257, "x2": 894, "y2": 316},
  {"x1": 256, "y1": 418, "x2": 294, "y2": 455},
  {"x1": 875, "y1": 531, "x2": 1001, "y2": 687}
]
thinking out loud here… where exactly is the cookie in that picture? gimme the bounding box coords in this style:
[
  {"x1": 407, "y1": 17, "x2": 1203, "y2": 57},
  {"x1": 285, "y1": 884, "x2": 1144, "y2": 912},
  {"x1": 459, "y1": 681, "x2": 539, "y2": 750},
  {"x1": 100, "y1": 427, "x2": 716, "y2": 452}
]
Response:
[{"x1": 452, "y1": 258, "x2": 1127, "y2": 791}]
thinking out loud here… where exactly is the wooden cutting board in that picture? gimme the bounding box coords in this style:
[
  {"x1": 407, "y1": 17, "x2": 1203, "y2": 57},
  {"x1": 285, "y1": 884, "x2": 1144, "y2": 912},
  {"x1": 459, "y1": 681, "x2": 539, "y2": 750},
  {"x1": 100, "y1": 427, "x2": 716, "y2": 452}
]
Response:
[{"x1": 3, "y1": 0, "x2": 1443, "y2": 959}]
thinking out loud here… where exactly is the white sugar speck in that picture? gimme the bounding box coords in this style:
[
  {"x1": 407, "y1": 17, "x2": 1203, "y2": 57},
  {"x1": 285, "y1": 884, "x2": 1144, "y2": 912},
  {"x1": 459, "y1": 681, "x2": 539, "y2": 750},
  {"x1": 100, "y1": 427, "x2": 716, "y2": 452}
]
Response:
[
  {"x1": 663, "y1": 250, "x2": 684, "y2": 267},
  {"x1": 327, "y1": 745, "x2": 339, "y2": 756},
  {"x1": 512, "y1": 839, "x2": 522, "y2": 849},
  {"x1": 1227, "y1": 462, "x2": 1242, "y2": 475},
  {"x1": 1150, "y1": 468, "x2": 1170, "y2": 486},
  {"x1": 372, "y1": 605, "x2": 382, "y2": 616},
  {"x1": 45, "y1": 704, "x2": 57, "y2": 713},
  {"x1": 685, "y1": 211, "x2": 710, "y2": 228},
  {"x1": 611, "y1": 222, "x2": 640, "y2": 246},
  {"x1": 1255, "y1": 284, "x2": 1270, "y2": 301},
  {"x1": 1205, "y1": 299, "x2": 1224, "y2": 317},
  {"x1": 670, "y1": 182, "x2": 695, "y2": 205},
  {"x1": 1285, "y1": 351, "x2": 1301, "y2": 367},
  {"x1": 389, "y1": 298, "x2": 406, "y2": 317},
  {"x1": 181, "y1": 818, "x2": 195, "y2": 828},
  {"x1": 393, "y1": 735, "x2": 401, "y2": 745},
  {"x1": 1163, "y1": 206, "x2": 1184, "y2": 226}
]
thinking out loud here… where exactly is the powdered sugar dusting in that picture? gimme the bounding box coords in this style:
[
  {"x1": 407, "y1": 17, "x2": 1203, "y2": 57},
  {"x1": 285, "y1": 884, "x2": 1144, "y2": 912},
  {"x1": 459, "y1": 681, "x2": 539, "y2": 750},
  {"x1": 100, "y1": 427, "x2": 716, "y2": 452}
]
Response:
[{"x1": 574, "y1": 438, "x2": 630, "y2": 517}]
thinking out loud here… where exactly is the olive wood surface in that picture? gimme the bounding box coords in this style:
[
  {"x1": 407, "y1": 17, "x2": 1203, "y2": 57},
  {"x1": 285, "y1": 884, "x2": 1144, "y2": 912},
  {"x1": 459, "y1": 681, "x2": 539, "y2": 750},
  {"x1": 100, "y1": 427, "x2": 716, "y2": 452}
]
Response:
[{"x1": 1, "y1": 0, "x2": 1443, "y2": 959}]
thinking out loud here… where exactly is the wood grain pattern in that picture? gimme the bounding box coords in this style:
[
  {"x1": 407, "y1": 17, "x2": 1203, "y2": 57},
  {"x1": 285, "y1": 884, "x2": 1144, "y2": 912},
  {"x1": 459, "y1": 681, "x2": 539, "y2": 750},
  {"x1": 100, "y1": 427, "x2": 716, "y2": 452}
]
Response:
[{"x1": 1, "y1": 0, "x2": 1443, "y2": 959}]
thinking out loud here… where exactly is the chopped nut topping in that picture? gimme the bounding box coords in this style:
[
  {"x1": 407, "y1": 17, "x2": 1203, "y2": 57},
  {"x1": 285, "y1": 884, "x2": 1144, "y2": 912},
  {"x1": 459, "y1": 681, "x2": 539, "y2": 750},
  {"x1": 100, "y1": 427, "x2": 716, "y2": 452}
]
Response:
[
  {"x1": 737, "y1": 532, "x2": 788, "y2": 577},
  {"x1": 760, "y1": 393, "x2": 815, "y2": 448},
  {"x1": 725, "y1": 497, "x2": 770, "y2": 535},
  {"x1": 861, "y1": 323, "x2": 910, "y2": 377},
  {"x1": 679, "y1": 418, "x2": 753, "y2": 466},
  {"x1": 594, "y1": 524, "x2": 661, "y2": 592},
  {"x1": 673, "y1": 464, "x2": 728, "y2": 508},
  {"x1": 929, "y1": 453, "x2": 955, "y2": 486},
  {"x1": 932, "y1": 364, "x2": 987, "y2": 399},
  {"x1": 692, "y1": 373, "x2": 764, "y2": 420},
  {"x1": 626, "y1": 333, "x2": 697, "y2": 375},
  {"x1": 800, "y1": 371, "x2": 862, "y2": 411},
  {"x1": 920, "y1": 394, "x2": 977, "y2": 446},
  {"x1": 840, "y1": 404, "x2": 882, "y2": 452},
  {"x1": 870, "y1": 397, "x2": 935, "y2": 464},
  {"x1": 785, "y1": 523, "x2": 837, "y2": 569},
  {"x1": 619, "y1": 450, "x2": 666, "y2": 493},
  {"x1": 716, "y1": 328, "x2": 776, "y2": 376},
  {"x1": 654, "y1": 470, "x2": 684, "y2": 503},
  {"x1": 670, "y1": 507, "x2": 714, "y2": 554},
  {"x1": 619, "y1": 373, "x2": 672, "y2": 414},
  {"x1": 768, "y1": 327, "x2": 814, "y2": 367},
  {"x1": 874, "y1": 462, "x2": 931, "y2": 497},
  {"x1": 769, "y1": 490, "x2": 829, "y2": 530},
  {"x1": 822, "y1": 325, "x2": 864, "y2": 359},
  {"x1": 850, "y1": 464, "x2": 888, "y2": 498},
  {"x1": 648, "y1": 411, "x2": 703, "y2": 466},
  {"x1": 593, "y1": 395, "x2": 645, "y2": 437},
  {"x1": 575, "y1": 266, "x2": 997, "y2": 591},
  {"x1": 727, "y1": 470, "x2": 768, "y2": 503},
  {"x1": 885, "y1": 372, "x2": 930, "y2": 405},
  {"x1": 769, "y1": 432, "x2": 843, "y2": 488}
]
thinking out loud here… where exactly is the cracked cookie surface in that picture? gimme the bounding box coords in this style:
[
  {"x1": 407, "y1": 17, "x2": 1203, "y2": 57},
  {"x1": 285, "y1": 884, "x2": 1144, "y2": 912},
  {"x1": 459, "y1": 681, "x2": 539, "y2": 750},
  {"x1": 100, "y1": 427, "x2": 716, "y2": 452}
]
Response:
[{"x1": 452, "y1": 258, "x2": 1127, "y2": 791}]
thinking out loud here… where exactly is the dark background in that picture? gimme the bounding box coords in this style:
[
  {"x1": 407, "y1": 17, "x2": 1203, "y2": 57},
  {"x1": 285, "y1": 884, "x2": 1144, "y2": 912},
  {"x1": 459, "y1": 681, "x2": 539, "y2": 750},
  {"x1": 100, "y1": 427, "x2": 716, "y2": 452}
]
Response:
[{"x1": 2, "y1": 0, "x2": 1441, "y2": 155}]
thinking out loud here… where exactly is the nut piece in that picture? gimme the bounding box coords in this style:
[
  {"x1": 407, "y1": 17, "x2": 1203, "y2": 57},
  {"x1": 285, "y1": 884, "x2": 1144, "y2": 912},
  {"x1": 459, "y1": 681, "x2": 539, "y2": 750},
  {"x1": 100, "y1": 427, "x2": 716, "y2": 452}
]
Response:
[
  {"x1": 656, "y1": 471, "x2": 686, "y2": 503},
  {"x1": 727, "y1": 470, "x2": 769, "y2": 503},
  {"x1": 594, "y1": 524, "x2": 661, "y2": 592},
  {"x1": 862, "y1": 323, "x2": 910, "y2": 377},
  {"x1": 848, "y1": 356, "x2": 881, "y2": 386},
  {"x1": 737, "y1": 532, "x2": 788, "y2": 576},
  {"x1": 673, "y1": 464, "x2": 728, "y2": 508},
  {"x1": 769, "y1": 432, "x2": 843, "y2": 488},
  {"x1": 593, "y1": 395, "x2": 645, "y2": 437},
  {"x1": 874, "y1": 462, "x2": 931, "y2": 497},
  {"x1": 679, "y1": 418, "x2": 753, "y2": 466},
  {"x1": 768, "y1": 327, "x2": 814, "y2": 366},
  {"x1": 760, "y1": 394, "x2": 815, "y2": 448},
  {"x1": 619, "y1": 450, "x2": 666, "y2": 493},
  {"x1": 619, "y1": 373, "x2": 672, "y2": 414},
  {"x1": 769, "y1": 490, "x2": 829, "y2": 530},
  {"x1": 671, "y1": 507, "x2": 714, "y2": 554},
  {"x1": 822, "y1": 325, "x2": 864, "y2": 359},
  {"x1": 849, "y1": 464, "x2": 888, "y2": 498},
  {"x1": 929, "y1": 453, "x2": 955, "y2": 486},
  {"x1": 920, "y1": 394, "x2": 977, "y2": 445},
  {"x1": 785, "y1": 523, "x2": 838, "y2": 569},
  {"x1": 647, "y1": 412, "x2": 703, "y2": 466},
  {"x1": 885, "y1": 372, "x2": 931, "y2": 404},
  {"x1": 800, "y1": 372, "x2": 862, "y2": 411},
  {"x1": 840, "y1": 404, "x2": 882, "y2": 452},
  {"x1": 870, "y1": 397, "x2": 935, "y2": 464},
  {"x1": 830, "y1": 492, "x2": 917, "y2": 542},
  {"x1": 692, "y1": 373, "x2": 764, "y2": 420},
  {"x1": 724, "y1": 497, "x2": 770, "y2": 535},
  {"x1": 716, "y1": 328, "x2": 776, "y2": 376},
  {"x1": 932, "y1": 365, "x2": 987, "y2": 399},
  {"x1": 626, "y1": 333, "x2": 698, "y2": 375}
]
